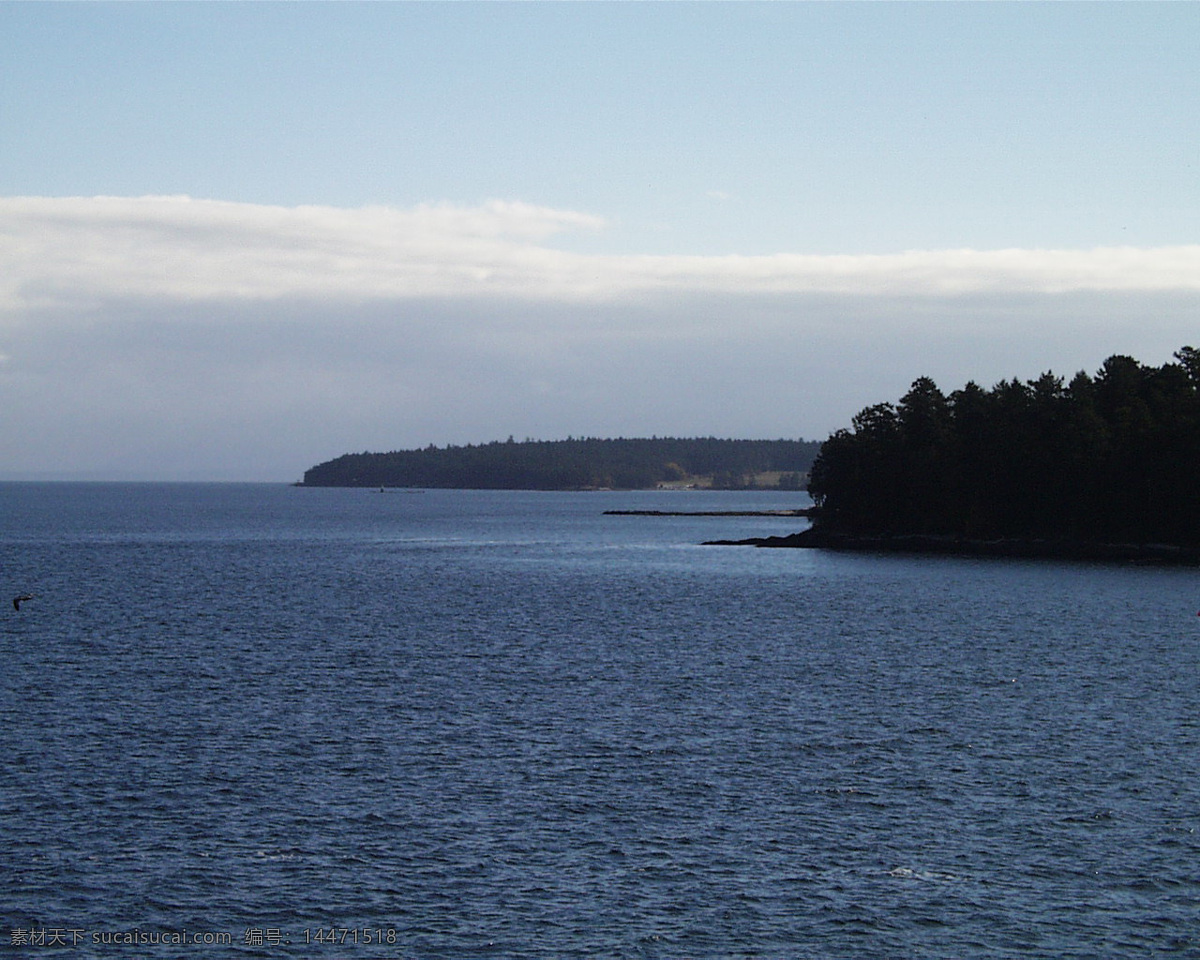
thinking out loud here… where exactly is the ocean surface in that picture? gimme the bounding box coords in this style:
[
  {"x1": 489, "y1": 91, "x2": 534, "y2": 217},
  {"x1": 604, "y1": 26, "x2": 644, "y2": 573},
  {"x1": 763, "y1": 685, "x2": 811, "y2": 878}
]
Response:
[{"x1": 2, "y1": 483, "x2": 1198, "y2": 959}]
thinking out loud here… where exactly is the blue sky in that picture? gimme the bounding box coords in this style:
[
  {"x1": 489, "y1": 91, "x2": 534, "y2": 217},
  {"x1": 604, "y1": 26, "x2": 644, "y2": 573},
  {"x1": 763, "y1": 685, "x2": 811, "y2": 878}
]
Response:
[{"x1": 2, "y1": 2, "x2": 1199, "y2": 480}]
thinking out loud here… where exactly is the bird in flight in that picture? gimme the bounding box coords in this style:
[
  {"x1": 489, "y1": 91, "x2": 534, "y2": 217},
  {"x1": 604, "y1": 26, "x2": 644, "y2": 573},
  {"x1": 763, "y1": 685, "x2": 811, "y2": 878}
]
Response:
[{"x1": 12, "y1": 594, "x2": 34, "y2": 611}]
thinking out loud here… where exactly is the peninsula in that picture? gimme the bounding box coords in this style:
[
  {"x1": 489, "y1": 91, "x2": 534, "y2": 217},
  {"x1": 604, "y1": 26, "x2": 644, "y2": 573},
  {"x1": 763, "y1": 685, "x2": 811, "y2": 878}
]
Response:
[
  {"x1": 300, "y1": 437, "x2": 818, "y2": 491},
  {"x1": 712, "y1": 348, "x2": 1200, "y2": 564}
]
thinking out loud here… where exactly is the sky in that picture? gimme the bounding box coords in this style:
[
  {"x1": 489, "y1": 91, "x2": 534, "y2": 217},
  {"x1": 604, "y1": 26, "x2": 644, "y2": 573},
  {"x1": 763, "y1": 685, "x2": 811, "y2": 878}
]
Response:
[{"x1": 2, "y1": 2, "x2": 1198, "y2": 481}]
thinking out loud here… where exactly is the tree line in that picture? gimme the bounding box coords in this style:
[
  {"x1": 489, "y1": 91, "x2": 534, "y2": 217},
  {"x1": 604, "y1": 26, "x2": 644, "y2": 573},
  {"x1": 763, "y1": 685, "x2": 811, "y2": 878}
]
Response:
[
  {"x1": 302, "y1": 437, "x2": 820, "y2": 490},
  {"x1": 807, "y1": 348, "x2": 1200, "y2": 546}
]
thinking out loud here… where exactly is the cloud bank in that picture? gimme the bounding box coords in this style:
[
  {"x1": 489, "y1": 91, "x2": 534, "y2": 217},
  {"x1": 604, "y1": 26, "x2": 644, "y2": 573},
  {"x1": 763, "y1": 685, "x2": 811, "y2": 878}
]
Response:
[
  {"x1": 4, "y1": 196, "x2": 1199, "y2": 316},
  {"x1": 3, "y1": 196, "x2": 1199, "y2": 480}
]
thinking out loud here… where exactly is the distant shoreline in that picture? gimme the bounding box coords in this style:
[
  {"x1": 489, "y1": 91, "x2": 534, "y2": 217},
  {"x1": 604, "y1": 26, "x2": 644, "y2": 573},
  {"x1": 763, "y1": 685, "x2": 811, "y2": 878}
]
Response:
[
  {"x1": 300, "y1": 437, "x2": 818, "y2": 490},
  {"x1": 705, "y1": 527, "x2": 1200, "y2": 565}
]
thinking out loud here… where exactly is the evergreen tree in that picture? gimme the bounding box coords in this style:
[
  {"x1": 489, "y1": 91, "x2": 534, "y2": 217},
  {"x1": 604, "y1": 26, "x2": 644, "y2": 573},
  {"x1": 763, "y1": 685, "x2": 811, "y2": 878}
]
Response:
[{"x1": 807, "y1": 348, "x2": 1200, "y2": 547}]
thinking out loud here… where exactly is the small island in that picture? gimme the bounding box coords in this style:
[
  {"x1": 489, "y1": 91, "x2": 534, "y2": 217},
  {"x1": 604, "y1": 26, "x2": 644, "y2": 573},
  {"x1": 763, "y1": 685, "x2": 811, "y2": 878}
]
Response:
[
  {"x1": 300, "y1": 436, "x2": 819, "y2": 491},
  {"x1": 713, "y1": 348, "x2": 1200, "y2": 564}
]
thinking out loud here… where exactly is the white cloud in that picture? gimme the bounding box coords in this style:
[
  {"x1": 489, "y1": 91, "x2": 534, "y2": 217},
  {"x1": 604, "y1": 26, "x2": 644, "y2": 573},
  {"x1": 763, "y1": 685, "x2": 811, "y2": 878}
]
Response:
[
  {"x1": 0, "y1": 196, "x2": 611, "y2": 312},
  {"x1": 2, "y1": 196, "x2": 1199, "y2": 320}
]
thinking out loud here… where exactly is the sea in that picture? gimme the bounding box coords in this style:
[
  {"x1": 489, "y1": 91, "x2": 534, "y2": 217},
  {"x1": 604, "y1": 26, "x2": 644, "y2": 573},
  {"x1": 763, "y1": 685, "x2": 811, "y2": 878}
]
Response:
[{"x1": 1, "y1": 483, "x2": 1198, "y2": 960}]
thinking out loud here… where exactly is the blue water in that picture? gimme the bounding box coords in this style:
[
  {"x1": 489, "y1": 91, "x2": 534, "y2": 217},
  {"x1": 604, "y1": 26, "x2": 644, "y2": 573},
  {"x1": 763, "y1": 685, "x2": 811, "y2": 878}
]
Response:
[{"x1": 2, "y1": 484, "x2": 1198, "y2": 959}]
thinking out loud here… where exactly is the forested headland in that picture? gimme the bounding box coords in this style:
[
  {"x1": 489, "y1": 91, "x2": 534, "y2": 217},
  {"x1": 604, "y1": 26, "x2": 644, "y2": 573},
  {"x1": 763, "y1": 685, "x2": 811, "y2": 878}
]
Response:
[
  {"x1": 301, "y1": 437, "x2": 820, "y2": 490},
  {"x1": 778, "y1": 347, "x2": 1200, "y2": 561}
]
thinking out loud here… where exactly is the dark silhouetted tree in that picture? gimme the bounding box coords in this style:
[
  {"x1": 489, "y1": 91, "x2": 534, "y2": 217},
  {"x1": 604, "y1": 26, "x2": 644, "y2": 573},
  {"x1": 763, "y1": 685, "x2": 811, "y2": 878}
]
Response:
[{"x1": 807, "y1": 348, "x2": 1200, "y2": 546}]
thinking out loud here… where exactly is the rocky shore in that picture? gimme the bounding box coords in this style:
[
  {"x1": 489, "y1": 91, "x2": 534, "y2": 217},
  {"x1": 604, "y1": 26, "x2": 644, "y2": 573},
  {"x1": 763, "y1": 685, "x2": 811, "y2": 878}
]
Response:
[{"x1": 704, "y1": 526, "x2": 1200, "y2": 564}]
